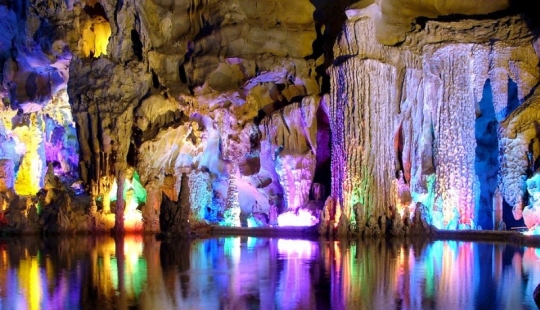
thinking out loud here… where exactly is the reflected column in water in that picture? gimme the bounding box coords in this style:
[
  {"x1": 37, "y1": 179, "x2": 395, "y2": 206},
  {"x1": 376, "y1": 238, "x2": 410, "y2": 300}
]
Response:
[
  {"x1": 139, "y1": 237, "x2": 176, "y2": 309},
  {"x1": 115, "y1": 235, "x2": 127, "y2": 309},
  {"x1": 276, "y1": 239, "x2": 319, "y2": 309},
  {"x1": 0, "y1": 237, "x2": 88, "y2": 310},
  {"x1": 437, "y1": 241, "x2": 475, "y2": 309},
  {"x1": 255, "y1": 237, "x2": 276, "y2": 310},
  {"x1": 160, "y1": 239, "x2": 192, "y2": 306}
]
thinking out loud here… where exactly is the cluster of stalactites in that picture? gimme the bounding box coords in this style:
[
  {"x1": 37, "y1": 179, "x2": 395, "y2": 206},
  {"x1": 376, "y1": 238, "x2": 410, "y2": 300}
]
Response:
[{"x1": 328, "y1": 6, "x2": 539, "y2": 233}]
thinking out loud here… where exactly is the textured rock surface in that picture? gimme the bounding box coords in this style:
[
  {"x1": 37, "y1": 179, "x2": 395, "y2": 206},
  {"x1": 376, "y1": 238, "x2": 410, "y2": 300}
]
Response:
[
  {"x1": 501, "y1": 88, "x2": 540, "y2": 229},
  {"x1": 366, "y1": 0, "x2": 511, "y2": 45},
  {"x1": 535, "y1": 283, "x2": 540, "y2": 309},
  {"x1": 0, "y1": 0, "x2": 539, "y2": 235},
  {"x1": 2, "y1": 0, "x2": 335, "y2": 232},
  {"x1": 260, "y1": 96, "x2": 320, "y2": 211},
  {"x1": 330, "y1": 5, "x2": 539, "y2": 233}
]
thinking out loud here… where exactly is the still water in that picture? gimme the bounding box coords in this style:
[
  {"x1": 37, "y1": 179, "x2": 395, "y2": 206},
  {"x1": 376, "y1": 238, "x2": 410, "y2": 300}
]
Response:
[{"x1": 0, "y1": 235, "x2": 539, "y2": 310}]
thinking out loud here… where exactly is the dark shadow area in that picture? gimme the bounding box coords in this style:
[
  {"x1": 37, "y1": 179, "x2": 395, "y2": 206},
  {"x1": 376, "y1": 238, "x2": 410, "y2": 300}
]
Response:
[
  {"x1": 130, "y1": 29, "x2": 143, "y2": 61},
  {"x1": 179, "y1": 63, "x2": 188, "y2": 84},
  {"x1": 83, "y1": 2, "x2": 108, "y2": 21},
  {"x1": 33, "y1": 19, "x2": 64, "y2": 55},
  {"x1": 473, "y1": 242, "x2": 503, "y2": 309},
  {"x1": 504, "y1": 78, "x2": 520, "y2": 118},
  {"x1": 137, "y1": 109, "x2": 186, "y2": 143},
  {"x1": 150, "y1": 69, "x2": 161, "y2": 89},
  {"x1": 160, "y1": 239, "x2": 191, "y2": 271},
  {"x1": 126, "y1": 137, "x2": 137, "y2": 167},
  {"x1": 502, "y1": 199, "x2": 525, "y2": 229},
  {"x1": 509, "y1": 0, "x2": 540, "y2": 39},
  {"x1": 312, "y1": 105, "x2": 331, "y2": 202},
  {"x1": 307, "y1": 0, "x2": 358, "y2": 94},
  {"x1": 192, "y1": 16, "x2": 216, "y2": 42},
  {"x1": 394, "y1": 122, "x2": 407, "y2": 181},
  {"x1": 475, "y1": 79, "x2": 499, "y2": 230}
]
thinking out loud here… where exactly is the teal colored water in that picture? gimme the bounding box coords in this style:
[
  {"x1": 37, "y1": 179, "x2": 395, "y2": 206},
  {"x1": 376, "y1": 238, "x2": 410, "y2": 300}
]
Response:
[{"x1": 0, "y1": 236, "x2": 539, "y2": 310}]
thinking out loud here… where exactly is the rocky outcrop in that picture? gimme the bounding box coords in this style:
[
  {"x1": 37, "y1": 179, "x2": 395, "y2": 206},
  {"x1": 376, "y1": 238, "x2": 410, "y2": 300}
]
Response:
[
  {"x1": 363, "y1": 0, "x2": 511, "y2": 45},
  {"x1": 260, "y1": 96, "x2": 320, "y2": 211},
  {"x1": 159, "y1": 172, "x2": 191, "y2": 236},
  {"x1": 501, "y1": 88, "x2": 540, "y2": 231}
]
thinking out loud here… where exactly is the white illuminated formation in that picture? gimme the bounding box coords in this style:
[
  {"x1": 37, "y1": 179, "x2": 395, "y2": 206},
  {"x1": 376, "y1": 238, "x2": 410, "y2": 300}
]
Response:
[{"x1": 277, "y1": 209, "x2": 318, "y2": 227}]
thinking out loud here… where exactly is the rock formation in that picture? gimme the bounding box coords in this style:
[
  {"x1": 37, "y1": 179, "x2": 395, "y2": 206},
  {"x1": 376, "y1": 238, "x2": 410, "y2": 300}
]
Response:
[
  {"x1": 330, "y1": 4, "x2": 539, "y2": 235},
  {"x1": 0, "y1": 0, "x2": 539, "y2": 236}
]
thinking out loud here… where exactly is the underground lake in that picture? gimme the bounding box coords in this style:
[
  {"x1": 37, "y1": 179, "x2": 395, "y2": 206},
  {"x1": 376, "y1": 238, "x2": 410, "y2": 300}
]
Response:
[{"x1": 1, "y1": 234, "x2": 540, "y2": 310}]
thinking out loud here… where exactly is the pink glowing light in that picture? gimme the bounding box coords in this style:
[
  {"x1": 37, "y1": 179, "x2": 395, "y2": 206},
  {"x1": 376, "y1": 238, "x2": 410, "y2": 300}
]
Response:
[
  {"x1": 277, "y1": 239, "x2": 317, "y2": 259},
  {"x1": 277, "y1": 209, "x2": 319, "y2": 227}
]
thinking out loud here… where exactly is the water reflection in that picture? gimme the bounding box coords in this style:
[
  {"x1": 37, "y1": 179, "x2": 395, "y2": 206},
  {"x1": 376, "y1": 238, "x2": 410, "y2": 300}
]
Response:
[{"x1": 1, "y1": 236, "x2": 540, "y2": 309}]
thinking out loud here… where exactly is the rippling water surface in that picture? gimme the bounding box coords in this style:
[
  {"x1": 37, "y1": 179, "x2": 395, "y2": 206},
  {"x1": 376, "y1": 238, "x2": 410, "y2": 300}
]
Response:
[{"x1": 1, "y1": 235, "x2": 540, "y2": 310}]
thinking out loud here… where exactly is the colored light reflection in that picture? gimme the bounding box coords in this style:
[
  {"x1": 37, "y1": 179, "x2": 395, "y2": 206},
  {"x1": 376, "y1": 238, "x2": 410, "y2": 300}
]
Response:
[
  {"x1": 276, "y1": 239, "x2": 319, "y2": 310},
  {"x1": 521, "y1": 226, "x2": 540, "y2": 235},
  {"x1": 3, "y1": 236, "x2": 540, "y2": 309},
  {"x1": 0, "y1": 235, "x2": 148, "y2": 310},
  {"x1": 277, "y1": 239, "x2": 317, "y2": 259},
  {"x1": 0, "y1": 243, "x2": 82, "y2": 310},
  {"x1": 95, "y1": 235, "x2": 147, "y2": 301},
  {"x1": 18, "y1": 255, "x2": 41, "y2": 310}
]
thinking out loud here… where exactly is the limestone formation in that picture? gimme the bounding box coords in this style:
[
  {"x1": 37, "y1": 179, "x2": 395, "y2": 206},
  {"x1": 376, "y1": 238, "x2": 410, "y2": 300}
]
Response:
[
  {"x1": 0, "y1": 0, "x2": 539, "y2": 235},
  {"x1": 259, "y1": 96, "x2": 320, "y2": 211},
  {"x1": 330, "y1": 4, "x2": 539, "y2": 235}
]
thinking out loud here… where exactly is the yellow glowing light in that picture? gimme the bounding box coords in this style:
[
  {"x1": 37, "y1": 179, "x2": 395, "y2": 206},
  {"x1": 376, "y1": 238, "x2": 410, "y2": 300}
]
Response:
[
  {"x1": 107, "y1": 175, "x2": 146, "y2": 232},
  {"x1": 19, "y1": 257, "x2": 42, "y2": 310},
  {"x1": 0, "y1": 108, "x2": 17, "y2": 134},
  {"x1": 124, "y1": 235, "x2": 143, "y2": 269},
  {"x1": 91, "y1": 236, "x2": 147, "y2": 301},
  {"x1": 122, "y1": 187, "x2": 143, "y2": 232},
  {"x1": 81, "y1": 17, "x2": 111, "y2": 58},
  {"x1": 123, "y1": 236, "x2": 145, "y2": 297},
  {"x1": 13, "y1": 119, "x2": 45, "y2": 196}
]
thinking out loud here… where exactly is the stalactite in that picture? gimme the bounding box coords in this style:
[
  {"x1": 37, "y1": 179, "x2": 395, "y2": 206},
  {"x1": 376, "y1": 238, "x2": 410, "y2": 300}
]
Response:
[
  {"x1": 330, "y1": 57, "x2": 400, "y2": 229},
  {"x1": 330, "y1": 8, "x2": 539, "y2": 232},
  {"x1": 259, "y1": 96, "x2": 319, "y2": 210}
]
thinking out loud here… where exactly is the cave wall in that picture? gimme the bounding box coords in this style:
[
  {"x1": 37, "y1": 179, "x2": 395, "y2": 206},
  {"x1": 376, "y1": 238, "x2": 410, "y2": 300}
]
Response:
[
  {"x1": 0, "y1": 0, "x2": 338, "y2": 233},
  {"x1": 1, "y1": 0, "x2": 539, "y2": 235},
  {"x1": 330, "y1": 5, "x2": 540, "y2": 232}
]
